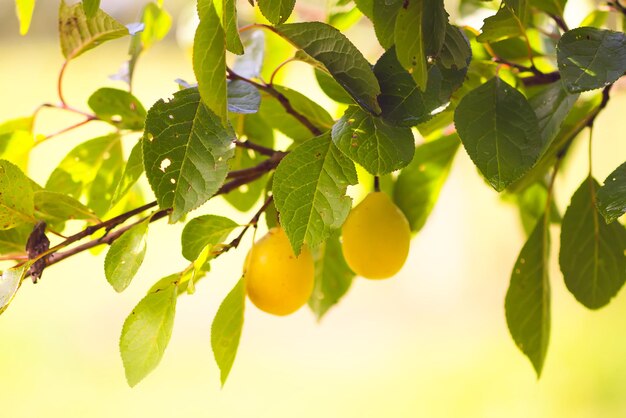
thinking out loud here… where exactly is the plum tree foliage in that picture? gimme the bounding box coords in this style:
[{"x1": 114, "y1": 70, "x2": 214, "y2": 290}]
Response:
[{"x1": 2, "y1": 0, "x2": 626, "y2": 386}]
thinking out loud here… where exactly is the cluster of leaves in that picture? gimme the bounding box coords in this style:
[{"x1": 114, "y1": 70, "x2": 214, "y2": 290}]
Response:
[{"x1": 2, "y1": 0, "x2": 626, "y2": 385}]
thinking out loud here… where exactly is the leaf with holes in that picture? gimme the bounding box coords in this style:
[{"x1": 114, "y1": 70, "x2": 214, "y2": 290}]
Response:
[
  {"x1": 270, "y1": 22, "x2": 381, "y2": 114},
  {"x1": 212, "y1": 278, "x2": 245, "y2": 386},
  {"x1": 332, "y1": 106, "x2": 415, "y2": 176},
  {"x1": 557, "y1": 28, "x2": 626, "y2": 93},
  {"x1": 454, "y1": 77, "x2": 541, "y2": 192},
  {"x1": 120, "y1": 282, "x2": 177, "y2": 387},
  {"x1": 560, "y1": 177, "x2": 626, "y2": 309},
  {"x1": 597, "y1": 162, "x2": 626, "y2": 224},
  {"x1": 0, "y1": 160, "x2": 35, "y2": 230},
  {"x1": 258, "y1": 0, "x2": 295, "y2": 24},
  {"x1": 88, "y1": 88, "x2": 147, "y2": 130},
  {"x1": 59, "y1": 0, "x2": 129, "y2": 60},
  {"x1": 273, "y1": 132, "x2": 358, "y2": 255},
  {"x1": 105, "y1": 218, "x2": 150, "y2": 292},
  {"x1": 142, "y1": 88, "x2": 234, "y2": 223},
  {"x1": 505, "y1": 216, "x2": 551, "y2": 377}
]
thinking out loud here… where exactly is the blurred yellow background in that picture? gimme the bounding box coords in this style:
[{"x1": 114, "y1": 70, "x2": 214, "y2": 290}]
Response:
[{"x1": 1, "y1": 1, "x2": 626, "y2": 417}]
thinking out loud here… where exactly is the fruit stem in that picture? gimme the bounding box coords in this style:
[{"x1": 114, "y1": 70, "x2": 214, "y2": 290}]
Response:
[{"x1": 374, "y1": 176, "x2": 381, "y2": 192}]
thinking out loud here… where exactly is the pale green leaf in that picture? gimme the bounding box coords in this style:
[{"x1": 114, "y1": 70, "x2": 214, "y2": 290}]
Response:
[
  {"x1": 142, "y1": 88, "x2": 234, "y2": 222},
  {"x1": 393, "y1": 134, "x2": 459, "y2": 232},
  {"x1": 227, "y1": 80, "x2": 261, "y2": 114},
  {"x1": 105, "y1": 218, "x2": 150, "y2": 292},
  {"x1": 88, "y1": 88, "x2": 147, "y2": 130},
  {"x1": 394, "y1": 0, "x2": 427, "y2": 90},
  {"x1": 83, "y1": 0, "x2": 100, "y2": 18},
  {"x1": 0, "y1": 225, "x2": 30, "y2": 254},
  {"x1": 222, "y1": 0, "x2": 244, "y2": 54},
  {"x1": 139, "y1": 2, "x2": 171, "y2": 50},
  {"x1": 120, "y1": 283, "x2": 177, "y2": 387},
  {"x1": 271, "y1": 22, "x2": 382, "y2": 114},
  {"x1": 258, "y1": 0, "x2": 295, "y2": 24},
  {"x1": 332, "y1": 106, "x2": 415, "y2": 176},
  {"x1": 308, "y1": 230, "x2": 354, "y2": 320},
  {"x1": 111, "y1": 140, "x2": 144, "y2": 208},
  {"x1": 454, "y1": 77, "x2": 541, "y2": 191},
  {"x1": 59, "y1": 0, "x2": 129, "y2": 60},
  {"x1": 0, "y1": 267, "x2": 26, "y2": 315},
  {"x1": 273, "y1": 132, "x2": 358, "y2": 255},
  {"x1": 193, "y1": 1, "x2": 228, "y2": 123},
  {"x1": 0, "y1": 117, "x2": 34, "y2": 171},
  {"x1": 0, "y1": 159, "x2": 35, "y2": 230},
  {"x1": 212, "y1": 278, "x2": 245, "y2": 386},
  {"x1": 560, "y1": 177, "x2": 626, "y2": 309},
  {"x1": 505, "y1": 216, "x2": 551, "y2": 377},
  {"x1": 181, "y1": 215, "x2": 238, "y2": 261},
  {"x1": 232, "y1": 30, "x2": 265, "y2": 79},
  {"x1": 34, "y1": 190, "x2": 99, "y2": 224},
  {"x1": 557, "y1": 28, "x2": 626, "y2": 93},
  {"x1": 597, "y1": 162, "x2": 626, "y2": 223},
  {"x1": 15, "y1": 0, "x2": 35, "y2": 35},
  {"x1": 476, "y1": 1, "x2": 526, "y2": 43}
]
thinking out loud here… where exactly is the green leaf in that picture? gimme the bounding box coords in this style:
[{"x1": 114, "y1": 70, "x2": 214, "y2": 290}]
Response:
[
  {"x1": 0, "y1": 116, "x2": 34, "y2": 171},
  {"x1": 372, "y1": 0, "x2": 401, "y2": 50},
  {"x1": 393, "y1": 134, "x2": 459, "y2": 232},
  {"x1": 34, "y1": 190, "x2": 99, "y2": 224},
  {"x1": 0, "y1": 159, "x2": 35, "y2": 230},
  {"x1": 454, "y1": 77, "x2": 541, "y2": 192},
  {"x1": 273, "y1": 132, "x2": 358, "y2": 255},
  {"x1": 439, "y1": 24, "x2": 472, "y2": 70},
  {"x1": 579, "y1": 10, "x2": 609, "y2": 29},
  {"x1": 529, "y1": 0, "x2": 566, "y2": 17},
  {"x1": 597, "y1": 162, "x2": 626, "y2": 223},
  {"x1": 120, "y1": 282, "x2": 177, "y2": 387},
  {"x1": 513, "y1": 182, "x2": 561, "y2": 236},
  {"x1": 181, "y1": 215, "x2": 238, "y2": 261},
  {"x1": 227, "y1": 80, "x2": 261, "y2": 114},
  {"x1": 476, "y1": 1, "x2": 526, "y2": 43},
  {"x1": 557, "y1": 28, "x2": 626, "y2": 93},
  {"x1": 328, "y1": 6, "x2": 363, "y2": 31},
  {"x1": 142, "y1": 88, "x2": 235, "y2": 223},
  {"x1": 529, "y1": 82, "x2": 579, "y2": 152},
  {"x1": 111, "y1": 140, "x2": 144, "y2": 208},
  {"x1": 559, "y1": 177, "x2": 626, "y2": 309},
  {"x1": 221, "y1": 0, "x2": 244, "y2": 54},
  {"x1": 232, "y1": 31, "x2": 265, "y2": 79},
  {"x1": 211, "y1": 278, "x2": 245, "y2": 386},
  {"x1": 394, "y1": 0, "x2": 427, "y2": 90},
  {"x1": 373, "y1": 36, "x2": 469, "y2": 127},
  {"x1": 104, "y1": 218, "x2": 150, "y2": 292},
  {"x1": 59, "y1": 0, "x2": 129, "y2": 60},
  {"x1": 308, "y1": 230, "x2": 354, "y2": 320},
  {"x1": 139, "y1": 2, "x2": 171, "y2": 50},
  {"x1": 0, "y1": 225, "x2": 30, "y2": 254},
  {"x1": 88, "y1": 88, "x2": 147, "y2": 130},
  {"x1": 505, "y1": 216, "x2": 550, "y2": 377},
  {"x1": 193, "y1": 1, "x2": 228, "y2": 123},
  {"x1": 0, "y1": 267, "x2": 26, "y2": 315},
  {"x1": 224, "y1": 113, "x2": 274, "y2": 211},
  {"x1": 332, "y1": 106, "x2": 415, "y2": 176},
  {"x1": 271, "y1": 22, "x2": 382, "y2": 114},
  {"x1": 258, "y1": 0, "x2": 295, "y2": 24},
  {"x1": 46, "y1": 133, "x2": 124, "y2": 217},
  {"x1": 83, "y1": 0, "x2": 100, "y2": 18},
  {"x1": 15, "y1": 0, "x2": 35, "y2": 35},
  {"x1": 258, "y1": 85, "x2": 334, "y2": 142},
  {"x1": 315, "y1": 69, "x2": 353, "y2": 104},
  {"x1": 422, "y1": 0, "x2": 449, "y2": 57}
]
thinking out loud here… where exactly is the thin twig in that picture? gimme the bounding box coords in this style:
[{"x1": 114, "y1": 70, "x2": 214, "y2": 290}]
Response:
[{"x1": 234, "y1": 139, "x2": 277, "y2": 157}]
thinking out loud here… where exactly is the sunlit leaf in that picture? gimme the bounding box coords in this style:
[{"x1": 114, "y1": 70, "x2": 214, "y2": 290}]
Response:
[
  {"x1": 15, "y1": 0, "x2": 35, "y2": 35},
  {"x1": 88, "y1": 88, "x2": 146, "y2": 130},
  {"x1": 0, "y1": 159, "x2": 35, "y2": 230},
  {"x1": 212, "y1": 278, "x2": 245, "y2": 386},
  {"x1": 111, "y1": 140, "x2": 144, "y2": 208},
  {"x1": 105, "y1": 218, "x2": 150, "y2": 292},
  {"x1": 181, "y1": 215, "x2": 238, "y2": 261},
  {"x1": 0, "y1": 266, "x2": 26, "y2": 315}
]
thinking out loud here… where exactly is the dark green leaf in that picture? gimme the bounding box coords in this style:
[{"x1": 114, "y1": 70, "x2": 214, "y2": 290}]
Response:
[
  {"x1": 227, "y1": 80, "x2": 261, "y2": 114},
  {"x1": 514, "y1": 182, "x2": 561, "y2": 235},
  {"x1": 529, "y1": 0, "x2": 566, "y2": 17},
  {"x1": 529, "y1": 82, "x2": 579, "y2": 152},
  {"x1": 393, "y1": 134, "x2": 459, "y2": 232},
  {"x1": 372, "y1": 0, "x2": 401, "y2": 49},
  {"x1": 0, "y1": 267, "x2": 26, "y2": 315},
  {"x1": 353, "y1": 0, "x2": 373, "y2": 20},
  {"x1": 142, "y1": 88, "x2": 235, "y2": 222},
  {"x1": 560, "y1": 177, "x2": 626, "y2": 309},
  {"x1": 193, "y1": 1, "x2": 228, "y2": 123},
  {"x1": 181, "y1": 215, "x2": 238, "y2": 261},
  {"x1": 46, "y1": 133, "x2": 123, "y2": 217},
  {"x1": 271, "y1": 22, "x2": 382, "y2": 114},
  {"x1": 34, "y1": 190, "x2": 99, "y2": 224},
  {"x1": 422, "y1": 0, "x2": 449, "y2": 57},
  {"x1": 309, "y1": 230, "x2": 354, "y2": 320},
  {"x1": 104, "y1": 218, "x2": 150, "y2": 292},
  {"x1": 0, "y1": 160, "x2": 35, "y2": 230},
  {"x1": 476, "y1": 1, "x2": 526, "y2": 43},
  {"x1": 59, "y1": 0, "x2": 129, "y2": 60},
  {"x1": 258, "y1": 0, "x2": 295, "y2": 24},
  {"x1": 505, "y1": 216, "x2": 550, "y2": 377},
  {"x1": 597, "y1": 162, "x2": 626, "y2": 223},
  {"x1": 557, "y1": 28, "x2": 626, "y2": 93},
  {"x1": 454, "y1": 77, "x2": 541, "y2": 191},
  {"x1": 394, "y1": 0, "x2": 427, "y2": 90},
  {"x1": 439, "y1": 24, "x2": 472, "y2": 70},
  {"x1": 211, "y1": 278, "x2": 245, "y2": 386},
  {"x1": 120, "y1": 282, "x2": 177, "y2": 387},
  {"x1": 0, "y1": 116, "x2": 34, "y2": 171},
  {"x1": 111, "y1": 140, "x2": 144, "y2": 208},
  {"x1": 332, "y1": 106, "x2": 415, "y2": 175},
  {"x1": 88, "y1": 88, "x2": 147, "y2": 130},
  {"x1": 83, "y1": 0, "x2": 100, "y2": 18},
  {"x1": 314, "y1": 69, "x2": 353, "y2": 104},
  {"x1": 273, "y1": 132, "x2": 358, "y2": 255},
  {"x1": 15, "y1": 0, "x2": 35, "y2": 35}
]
